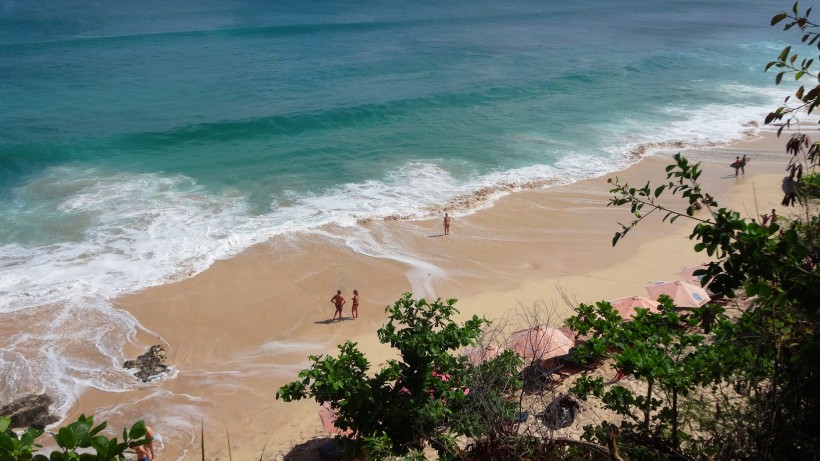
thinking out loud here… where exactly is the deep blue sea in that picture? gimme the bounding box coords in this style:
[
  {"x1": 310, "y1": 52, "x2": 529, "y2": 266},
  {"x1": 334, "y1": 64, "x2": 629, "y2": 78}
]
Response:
[{"x1": 0, "y1": 0, "x2": 795, "y2": 414}]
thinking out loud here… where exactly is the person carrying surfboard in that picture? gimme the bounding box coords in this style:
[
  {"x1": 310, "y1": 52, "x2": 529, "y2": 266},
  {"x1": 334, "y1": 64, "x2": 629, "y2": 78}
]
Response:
[{"x1": 732, "y1": 155, "x2": 749, "y2": 176}]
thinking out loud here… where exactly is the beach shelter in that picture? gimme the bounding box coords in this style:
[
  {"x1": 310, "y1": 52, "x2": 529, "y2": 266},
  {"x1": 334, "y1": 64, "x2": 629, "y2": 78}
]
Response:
[
  {"x1": 506, "y1": 325, "x2": 574, "y2": 360},
  {"x1": 608, "y1": 295, "x2": 661, "y2": 319},
  {"x1": 318, "y1": 402, "x2": 353, "y2": 436},
  {"x1": 675, "y1": 264, "x2": 709, "y2": 285},
  {"x1": 464, "y1": 344, "x2": 503, "y2": 365},
  {"x1": 645, "y1": 280, "x2": 710, "y2": 308}
]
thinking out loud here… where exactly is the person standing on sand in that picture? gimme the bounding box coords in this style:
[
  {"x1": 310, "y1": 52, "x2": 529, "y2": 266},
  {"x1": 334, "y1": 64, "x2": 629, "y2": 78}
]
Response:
[
  {"x1": 740, "y1": 154, "x2": 748, "y2": 175},
  {"x1": 331, "y1": 290, "x2": 346, "y2": 321},
  {"x1": 733, "y1": 156, "x2": 742, "y2": 176},
  {"x1": 443, "y1": 212, "x2": 451, "y2": 235},
  {"x1": 352, "y1": 289, "x2": 360, "y2": 319},
  {"x1": 130, "y1": 425, "x2": 155, "y2": 461}
]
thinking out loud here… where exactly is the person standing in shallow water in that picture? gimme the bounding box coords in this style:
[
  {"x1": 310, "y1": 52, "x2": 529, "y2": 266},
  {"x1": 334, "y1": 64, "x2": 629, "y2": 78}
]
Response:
[
  {"x1": 130, "y1": 425, "x2": 155, "y2": 461},
  {"x1": 331, "y1": 290, "x2": 345, "y2": 321},
  {"x1": 352, "y1": 289, "x2": 360, "y2": 319},
  {"x1": 443, "y1": 212, "x2": 451, "y2": 235}
]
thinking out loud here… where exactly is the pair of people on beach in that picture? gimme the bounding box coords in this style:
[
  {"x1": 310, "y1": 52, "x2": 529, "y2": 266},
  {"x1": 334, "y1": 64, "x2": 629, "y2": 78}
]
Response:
[
  {"x1": 733, "y1": 154, "x2": 749, "y2": 176},
  {"x1": 331, "y1": 289, "x2": 358, "y2": 321}
]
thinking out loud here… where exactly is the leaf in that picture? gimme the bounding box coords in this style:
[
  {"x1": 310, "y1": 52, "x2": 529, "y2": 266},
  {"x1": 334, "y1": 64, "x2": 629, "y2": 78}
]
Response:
[
  {"x1": 772, "y1": 12, "x2": 789, "y2": 25},
  {"x1": 776, "y1": 72, "x2": 785, "y2": 85},
  {"x1": 654, "y1": 185, "x2": 666, "y2": 197},
  {"x1": 55, "y1": 427, "x2": 77, "y2": 449},
  {"x1": 128, "y1": 420, "x2": 147, "y2": 440}
]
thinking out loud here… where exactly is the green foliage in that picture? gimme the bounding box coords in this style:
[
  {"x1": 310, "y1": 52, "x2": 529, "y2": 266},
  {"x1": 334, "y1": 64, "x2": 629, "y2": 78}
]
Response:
[
  {"x1": 0, "y1": 417, "x2": 42, "y2": 461},
  {"x1": 457, "y1": 350, "x2": 523, "y2": 441},
  {"x1": 276, "y1": 293, "x2": 492, "y2": 460},
  {"x1": 764, "y1": 3, "x2": 820, "y2": 207},
  {"x1": 567, "y1": 297, "x2": 728, "y2": 451},
  {"x1": 603, "y1": 152, "x2": 820, "y2": 459},
  {"x1": 0, "y1": 416, "x2": 149, "y2": 461}
]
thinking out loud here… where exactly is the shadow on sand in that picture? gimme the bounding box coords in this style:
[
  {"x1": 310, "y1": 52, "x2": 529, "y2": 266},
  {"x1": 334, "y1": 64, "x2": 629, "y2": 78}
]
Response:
[
  {"x1": 282, "y1": 436, "x2": 338, "y2": 460},
  {"x1": 314, "y1": 317, "x2": 353, "y2": 325}
]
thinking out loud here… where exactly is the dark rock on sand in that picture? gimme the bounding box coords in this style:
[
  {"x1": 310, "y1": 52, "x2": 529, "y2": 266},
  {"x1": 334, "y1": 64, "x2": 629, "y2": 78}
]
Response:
[
  {"x1": 542, "y1": 393, "x2": 582, "y2": 430},
  {"x1": 0, "y1": 393, "x2": 58, "y2": 429},
  {"x1": 123, "y1": 345, "x2": 169, "y2": 382}
]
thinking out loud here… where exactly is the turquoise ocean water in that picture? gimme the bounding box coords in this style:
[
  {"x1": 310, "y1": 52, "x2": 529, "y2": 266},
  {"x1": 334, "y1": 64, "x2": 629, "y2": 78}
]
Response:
[{"x1": 0, "y1": 0, "x2": 792, "y2": 416}]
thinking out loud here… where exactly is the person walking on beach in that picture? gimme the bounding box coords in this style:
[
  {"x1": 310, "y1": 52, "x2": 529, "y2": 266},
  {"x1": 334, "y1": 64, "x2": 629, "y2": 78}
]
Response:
[
  {"x1": 352, "y1": 289, "x2": 360, "y2": 319},
  {"x1": 331, "y1": 290, "x2": 346, "y2": 321},
  {"x1": 733, "y1": 156, "x2": 742, "y2": 176},
  {"x1": 443, "y1": 212, "x2": 451, "y2": 235},
  {"x1": 740, "y1": 154, "x2": 748, "y2": 175}
]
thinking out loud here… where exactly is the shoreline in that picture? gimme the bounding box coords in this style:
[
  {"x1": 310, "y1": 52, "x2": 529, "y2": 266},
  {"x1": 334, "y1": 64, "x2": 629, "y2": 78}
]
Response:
[{"x1": 64, "y1": 132, "x2": 788, "y2": 460}]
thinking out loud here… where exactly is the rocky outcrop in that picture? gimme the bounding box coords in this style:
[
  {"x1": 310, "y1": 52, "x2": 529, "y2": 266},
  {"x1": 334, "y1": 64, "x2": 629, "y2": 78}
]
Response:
[
  {"x1": 0, "y1": 393, "x2": 58, "y2": 429},
  {"x1": 123, "y1": 345, "x2": 169, "y2": 382}
]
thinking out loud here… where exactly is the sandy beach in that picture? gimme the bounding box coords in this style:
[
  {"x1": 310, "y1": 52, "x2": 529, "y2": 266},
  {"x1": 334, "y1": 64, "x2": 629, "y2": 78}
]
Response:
[{"x1": 62, "y1": 133, "x2": 791, "y2": 460}]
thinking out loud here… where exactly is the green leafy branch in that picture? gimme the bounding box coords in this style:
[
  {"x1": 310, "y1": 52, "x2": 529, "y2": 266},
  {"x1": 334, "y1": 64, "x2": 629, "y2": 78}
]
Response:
[
  {"x1": 767, "y1": 3, "x2": 820, "y2": 134},
  {"x1": 567, "y1": 297, "x2": 726, "y2": 451},
  {"x1": 276, "y1": 294, "x2": 490, "y2": 460},
  {"x1": 609, "y1": 153, "x2": 712, "y2": 247},
  {"x1": 0, "y1": 416, "x2": 150, "y2": 461}
]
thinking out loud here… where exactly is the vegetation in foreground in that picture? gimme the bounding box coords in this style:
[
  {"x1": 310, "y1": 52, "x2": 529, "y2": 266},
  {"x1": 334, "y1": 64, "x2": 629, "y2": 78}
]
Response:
[{"x1": 0, "y1": 415, "x2": 151, "y2": 461}]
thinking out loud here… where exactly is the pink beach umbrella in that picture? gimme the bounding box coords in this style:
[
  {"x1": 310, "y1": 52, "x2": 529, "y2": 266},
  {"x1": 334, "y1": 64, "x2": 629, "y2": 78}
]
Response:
[
  {"x1": 675, "y1": 264, "x2": 709, "y2": 285},
  {"x1": 318, "y1": 403, "x2": 353, "y2": 436},
  {"x1": 608, "y1": 295, "x2": 661, "y2": 319},
  {"x1": 464, "y1": 344, "x2": 503, "y2": 365},
  {"x1": 506, "y1": 325, "x2": 574, "y2": 360},
  {"x1": 645, "y1": 280, "x2": 710, "y2": 308}
]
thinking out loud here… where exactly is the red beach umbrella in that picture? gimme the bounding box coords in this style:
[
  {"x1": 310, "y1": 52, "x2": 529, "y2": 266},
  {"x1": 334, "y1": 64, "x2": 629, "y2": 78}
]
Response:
[
  {"x1": 675, "y1": 264, "x2": 709, "y2": 285},
  {"x1": 506, "y1": 325, "x2": 574, "y2": 360},
  {"x1": 645, "y1": 280, "x2": 710, "y2": 308},
  {"x1": 608, "y1": 295, "x2": 661, "y2": 319},
  {"x1": 318, "y1": 403, "x2": 353, "y2": 436},
  {"x1": 464, "y1": 344, "x2": 503, "y2": 365}
]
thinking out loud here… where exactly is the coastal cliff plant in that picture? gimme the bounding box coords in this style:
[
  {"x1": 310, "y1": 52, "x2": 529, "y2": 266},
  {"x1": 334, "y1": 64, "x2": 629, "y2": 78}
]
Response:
[
  {"x1": 276, "y1": 293, "x2": 491, "y2": 460},
  {"x1": 565, "y1": 296, "x2": 735, "y2": 458},
  {"x1": 765, "y1": 2, "x2": 820, "y2": 207},
  {"x1": 0, "y1": 415, "x2": 151, "y2": 461},
  {"x1": 601, "y1": 151, "x2": 819, "y2": 459}
]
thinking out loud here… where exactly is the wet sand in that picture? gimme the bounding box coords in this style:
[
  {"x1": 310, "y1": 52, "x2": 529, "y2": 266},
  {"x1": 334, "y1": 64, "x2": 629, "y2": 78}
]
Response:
[{"x1": 68, "y1": 132, "x2": 789, "y2": 460}]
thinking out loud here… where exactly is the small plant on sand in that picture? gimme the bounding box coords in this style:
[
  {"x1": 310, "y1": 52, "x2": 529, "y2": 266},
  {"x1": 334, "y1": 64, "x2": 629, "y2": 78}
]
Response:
[{"x1": 276, "y1": 293, "x2": 492, "y2": 460}]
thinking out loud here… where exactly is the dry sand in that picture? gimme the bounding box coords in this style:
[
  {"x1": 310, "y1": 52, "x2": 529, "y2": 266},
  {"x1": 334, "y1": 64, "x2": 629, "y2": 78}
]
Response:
[{"x1": 65, "y1": 131, "x2": 791, "y2": 460}]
